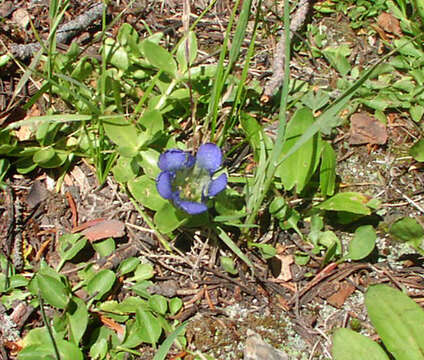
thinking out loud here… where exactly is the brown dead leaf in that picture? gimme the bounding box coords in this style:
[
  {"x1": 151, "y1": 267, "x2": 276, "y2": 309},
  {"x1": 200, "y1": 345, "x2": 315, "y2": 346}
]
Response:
[
  {"x1": 80, "y1": 219, "x2": 125, "y2": 242},
  {"x1": 269, "y1": 246, "x2": 294, "y2": 282},
  {"x1": 350, "y1": 112, "x2": 388, "y2": 145},
  {"x1": 12, "y1": 8, "x2": 30, "y2": 29},
  {"x1": 377, "y1": 12, "x2": 402, "y2": 36},
  {"x1": 327, "y1": 281, "x2": 356, "y2": 308}
]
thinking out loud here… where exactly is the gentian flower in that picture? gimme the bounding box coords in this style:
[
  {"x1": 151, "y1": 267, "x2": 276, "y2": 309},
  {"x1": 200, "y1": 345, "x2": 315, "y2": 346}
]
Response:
[{"x1": 156, "y1": 143, "x2": 227, "y2": 215}]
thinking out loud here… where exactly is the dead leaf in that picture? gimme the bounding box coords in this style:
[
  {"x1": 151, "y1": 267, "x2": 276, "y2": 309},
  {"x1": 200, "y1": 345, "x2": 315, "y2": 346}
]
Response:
[
  {"x1": 80, "y1": 219, "x2": 125, "y2": 242},
  {"x1": 327, "y1": 281, "x2": 356, "y2": 308},
  {"x1": 12, "y1": 8, "x2": 30, "y2": 29},
  {"x1": 0, "y1": 1, "x2": 14, "y2": 18},
  {"x1": 377, "y1": 12, "x2": 402, "y2": 36},
  {"x1": 269, "y1": 248, "x2": 294, "y2": 282},
  {"x1": 349, "y1": 112, "x2": 388, "y2": 145},
  {"x1": 244, "y1": 330, "x2": 288, "y2": 360}
]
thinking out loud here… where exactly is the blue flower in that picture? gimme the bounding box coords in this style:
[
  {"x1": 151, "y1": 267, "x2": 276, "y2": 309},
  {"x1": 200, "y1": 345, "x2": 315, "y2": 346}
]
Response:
[{"x1": 156, "y1": 143, "x2": 227, "y2": 215}]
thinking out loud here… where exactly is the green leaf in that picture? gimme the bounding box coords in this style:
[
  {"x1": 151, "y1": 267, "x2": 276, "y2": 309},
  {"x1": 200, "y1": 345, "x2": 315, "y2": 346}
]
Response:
[
  {"x1": 126, "y1": 263, "x2": 155, "y2": 282},
  {"x1": 216, "y1": 226, "x2": 254, "y2": 272},
  {"x1": 138, "y1": 109, "x2": 164, "y2": 137},
  {"x1": 149, "y1": 295, "x2": 168, "y2": 315},
  {"x1": 366, "y1": 284, "x2": 424, "y2": 360},
  {"x1": 220, "y1": 256, "x2": 238, "y2": 275},
  {"x1": 154, "y1": 204, "x2": 187, "y2": 233},
  {"x1": 316, "y1": 192, "x2": 371, "y2": 215},
  {"x1": 19, "y1": 340, "x2": 83, "y2": 360},
  {"x1": 320, "y1": 141, "x2": 336, "y2": 196},
  {"x1": 301, "y1": 89, "x2": 330, "y2": 112},
  {"x1": 117, "y1": 257, "x2": 140, "y2": 276},
  {"x1": 142, "y1": 40, "x2": 177, "y2": 77},
  {"x1": 389, "y1": 217, "x2": 424, "y2": 247},
  {"x1": 153, "y1": 322, "x2": 187, "y2": 360},
  {"x1": 410, "y1": 139, "x2": 424, "y2": 162},
  {"x1": 176, "y1": 31, "x2": 198, "y2": 72},
  {"x1": 135, "y1": 308, "x2": 162, "y2": 345},
  {"x1": 89, "y1": 337, "x2": 108, "y2": 360},
  {"x1": 128, "y1": 175, "x2": 167, "y2": 211},
  {"x1": 169, "y1": 297, "x2": 183, "y2": 315},
  {"x1": 59, "y1": 234, "x2": 87, "y2": 262},
  {"x1": 249, "y1": 243, "x2": 277, "y2": 260},
  {"x1": 138, "y1": 149, "x2": 160, "y2": 178},
  {"x1": 410, "y1": 105, "x2": 424, "y2": 123},
  {"x1": 92, "y1": 238, "x2": 115, "y2": 257},
  {"x1": 103, "y1": 117, "x2": 141, "y2": 157},
  {"x1": 332, "y1": 328, "x2": 390, "y2": 360},
  {"x1": 276, "y1": 108, "x2": 323, "y2": 193},
  {"x1": 33, "y1": 148, "x2": 55, "y2": 165},
  {"x1": 67, "y1": 297, "x2": 88, "y2": 345},
  {"x1": 345, "y1": 225, "x2": 376, "y2": 261},
  {"x1": 104, "y1": 38, "x2": 129, "y2": 71},
  {"x1": 322, "y1": 45, "x2": 352, "y2": 76},
  {"x1": 86, "y1": 270, "x2": 115, "y2": 300},
  {"x1": 36, "y1": 274, "x2": 69, "y2": 309},
  {"x1": 112, "y1": 156, "x2": 138, "y2": 183}
]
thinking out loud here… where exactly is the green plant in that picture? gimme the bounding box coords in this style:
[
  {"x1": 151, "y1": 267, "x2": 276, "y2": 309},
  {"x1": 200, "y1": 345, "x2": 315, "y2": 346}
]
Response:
[{"x1": 332, "y1": 284, "x2": 424, "y2": 360}]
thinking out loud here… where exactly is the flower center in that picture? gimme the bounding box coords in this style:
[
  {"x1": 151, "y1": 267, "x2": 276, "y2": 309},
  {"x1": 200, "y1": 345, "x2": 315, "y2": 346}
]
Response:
[{"x1": 173, "y1": 165, "x2": 211, "y2": 202}]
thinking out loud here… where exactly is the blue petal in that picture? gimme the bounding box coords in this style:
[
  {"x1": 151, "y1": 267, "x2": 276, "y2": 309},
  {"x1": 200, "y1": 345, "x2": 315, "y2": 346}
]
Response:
[
  {"x1": 196, "y1": 143, "x2": 222, "y2": 173},
  {"x1": 207, "y1": 173, "x2": 227, "y2": 197},
  {"x1": 158, "y1": 149, "x2": 195, "y2": 171},
  {"x1": 156, "y1": 171, "x2": 174, "y2": 199},
  {"x1": 176, "y1": 200, "x2": 208, "y2": 215}
]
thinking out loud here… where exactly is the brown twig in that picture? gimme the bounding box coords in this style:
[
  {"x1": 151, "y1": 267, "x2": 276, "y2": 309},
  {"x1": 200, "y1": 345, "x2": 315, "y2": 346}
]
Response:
[
  {"x1": 263, "y1": 0, "x2": 310, "y2": 99},
  {"x1": 11, "y1": 3, "x2": 105, "y2": 60}
]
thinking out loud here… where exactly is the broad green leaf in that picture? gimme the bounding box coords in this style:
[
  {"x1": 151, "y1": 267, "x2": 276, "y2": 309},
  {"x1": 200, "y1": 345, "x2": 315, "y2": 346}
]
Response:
[
  {"x1": 18, "y1": 340, "x2": 83, "y2": 360},
  {"x1": 322, "y1": 45, "x2": 352, "y2": 76},
  {"x1": 142, "y1": 40, "x2": 177, "y2": 77},
  {"x1": 332, "y1": 328, "x2": 390, "y2": 360},
  {"x1": 117, "y1": 257, "x2": 140, "y2": 276},
  {"x1": 154, "y1": 204, "x2": 187, "y2": 233},
  {"x1": 36, "y1": 274, "x2": 69, "y2": 309},
  {"x1": 389, "y1": 217, "x2": 424, "y2": 247},
  {"x1": 126, "y1": 263, "x2": 155, "y2": 282},
  {"x1": 128, "y1": 175, "x2": 167, "y2": 211},
  {"x1": 60, "y1": 235, "x2": 87, "y2": 262},
  {"x1": 138, "y1": 109, "x2": 164, "y2": 136},
  {"x1": 249, "y1": 243, "x2": 276, "y2": 260},
  {"x1": 103, "y1": 117, "x2": 141, "y2": 156},
  {"x1": 366, "y1": 284, "x2": 424, "y2": 360},
  {"x1": 149, "y1": 294, "x2": 168, "y2": 315},
  {"x1": 301, "y1": 89, "x2": 330, "y2": 112},
  {"x1": 89, "y1": 337, "x2": 108, "y2": 360},
  {"x1": 316, "y1": 192, "x2": 371, "y2": 215},
  {"x1": 394, "y1": 38, "x2": 424, "y2": 58},
  {"x1": 169, "y1": 297, "x2": 183, "y2": 315},
  {"x1": 120, "y1": 319, "x2": 145, "y2": 349},
  {"x1": 410, "y1": 139, "x2": 424, "y2": 162},
  {"x1": 104, "y1": 38, "x2": 129, "y2": 71},
  {"x1": 67, "y1": 297, "x2": 88, "y2": 345},
  {"x1": 176, "y1": 31, "x2": 198, "y2": 72},
  {"x1": 33, "y1": 148, "x2": 55, "y2": 165},
  {"x1": 92, "y1": 238, "x2": 115, "y2": 257},
  {"x1": 86, "y1": 270, "x2": 115, "y2": 300},
  {"x1": 345, "y1": 225, "x2": 376, "y2": 260},
  {"x1": 320, "y1": 141, "x2": 336, "y2": 196},
  {"x1": 410, "y1": 105, "x2": 424, "y2": 123},
  {"x1": 138, "y1": 149, "x2": 160, "y2": 178},
  {"x1": 136, "y1": 308, "x2": 162, "y2": 345},
  {"x1": 112, "y1": 156, "x2": 138, "y2": 183},
  {"x1": 276, "y1": 108, "x2": 323, "y2": 193}
]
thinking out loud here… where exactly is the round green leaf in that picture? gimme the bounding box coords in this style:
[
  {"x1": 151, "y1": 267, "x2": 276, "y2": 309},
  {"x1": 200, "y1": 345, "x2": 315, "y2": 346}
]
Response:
[
  {"x1": 410, "y1": 139, "x2": 424, "y2": 162},
  {"x1": 128, "y1": 175, "x2": 167, "y2": 211},
  {"x1": 169, "y1": 297, "x2": 183, "y2": 315},
  {"x1": 390, "y1": 217, "x2": 424, "y2": 245},
  {"x1": 33, "y1": 148, "x2": 55, "y2": 165},
  {"x1": 154, "y1": 204, "x2": 187, "y2": 233},
  {"x1": 67, "y1": 297, "x2": 88, "y2": 345},
  {"x1": 149, "y1": 294, "x2": 168, "y2": 315},
  {"x1": 117, "y1": 257, "x2": 140, "y2": 276},
  {"x1": 346, "y1": 225, "x2": 376, "y2": 260},
  {"x1": 86, "y1": 270, "x2": 116, "y2": 300},
  {"x1": 135, "y1": 308, "x2": 162, "y2": 345},
  {"x1": 316, "y1": 192, "x2": 371, "y2": 215}
]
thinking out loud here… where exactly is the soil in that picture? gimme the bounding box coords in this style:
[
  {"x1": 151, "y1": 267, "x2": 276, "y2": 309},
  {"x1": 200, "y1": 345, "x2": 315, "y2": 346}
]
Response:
[{"x1": 1, "y1": 1, "x2": 424, "y2": 360}]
